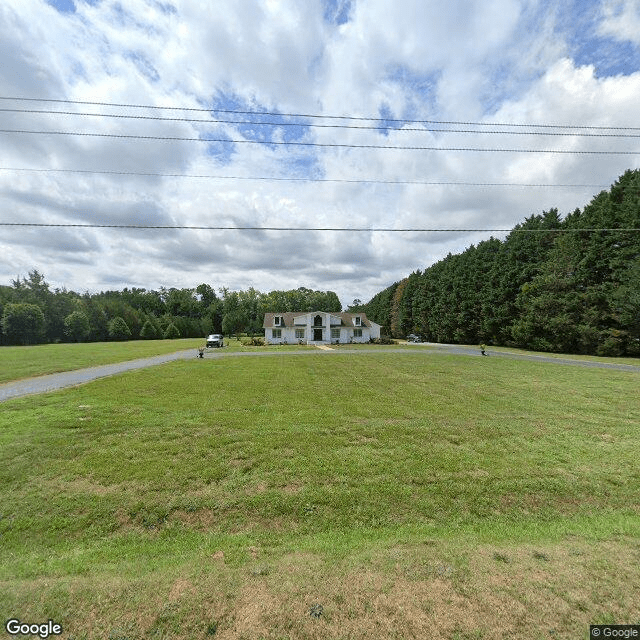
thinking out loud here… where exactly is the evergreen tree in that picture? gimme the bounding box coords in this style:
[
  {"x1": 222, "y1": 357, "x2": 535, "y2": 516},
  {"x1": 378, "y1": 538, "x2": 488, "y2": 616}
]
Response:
[
  {"x1": 140, "y1": 319, "x2": 160, "y2": 339},
  {"x1": 163, "y1": 322, "x2": 181, "y2": 339},
  {"x1": 108, "y1": 317, "x2": 132, "y2": 341},
  {"x1": 362, "y1": 169, "x2": 640, "y2": 356}
]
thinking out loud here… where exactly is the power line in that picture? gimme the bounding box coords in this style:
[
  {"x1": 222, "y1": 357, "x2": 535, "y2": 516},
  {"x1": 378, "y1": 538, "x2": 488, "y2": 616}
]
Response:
[
  {"x1": 3, "y1": 107, "x2": 640, "y2": 138},
  {"x1": 1, "y1": 128, "x2": 639, "y2": 154},
  {"x1": 2, "y1": 95, "x2": 638, "y2": 131},
  {"x1": 0, "y1": 166, "x2": 610, "y2": 188},
  {"x1": 1, "y1": 222, "x2": 638, "y2": 232}
]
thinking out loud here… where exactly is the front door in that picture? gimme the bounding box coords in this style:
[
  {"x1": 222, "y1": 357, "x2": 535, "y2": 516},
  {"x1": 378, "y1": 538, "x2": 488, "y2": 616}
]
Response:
[{"x1": 313, "y1": 328, "x2": 323, "y2": 341}]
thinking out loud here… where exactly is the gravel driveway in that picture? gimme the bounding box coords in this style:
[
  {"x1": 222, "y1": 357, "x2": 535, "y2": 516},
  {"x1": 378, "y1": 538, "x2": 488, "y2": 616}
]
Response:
[{"x1": 1, "y1": 343, "x2": 638, "y2": 403}]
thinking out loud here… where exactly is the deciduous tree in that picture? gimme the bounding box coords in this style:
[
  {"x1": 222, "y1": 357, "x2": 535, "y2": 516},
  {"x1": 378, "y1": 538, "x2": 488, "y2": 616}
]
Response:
[
  {"x1": 1, "y1": 303, "x2": 46, "y2": 345},
  {"x1": 64, "y1": 310, "x2": 90, "y2": 342}
]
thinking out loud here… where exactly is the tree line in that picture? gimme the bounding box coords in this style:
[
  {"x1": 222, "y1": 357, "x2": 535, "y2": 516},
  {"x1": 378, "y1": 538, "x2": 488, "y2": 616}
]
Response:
[
  {"x1": 362, "y1": 169, "x2": 640, "y2": 357},
  {"x1": 0, "y1": 276, "x2": 341, "y2": 346}
]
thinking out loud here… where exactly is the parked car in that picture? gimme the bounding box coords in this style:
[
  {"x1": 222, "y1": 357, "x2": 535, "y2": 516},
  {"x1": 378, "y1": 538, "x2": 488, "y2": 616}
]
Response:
[
  {"x1": 206, "y1": 334, "x2": 224, "y2": 348},
  {"x1": 407, "y1": 334, "x2": 423, "y2": 343}
]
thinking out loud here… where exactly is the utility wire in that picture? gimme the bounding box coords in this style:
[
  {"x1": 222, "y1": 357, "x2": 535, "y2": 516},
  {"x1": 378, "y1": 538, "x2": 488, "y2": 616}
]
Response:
[
  {"x1": 0, "y1": 166, "x2": 609, "y2": 188},
  {"x1": 1, "y1": 222, "x2": 638, "y2": 232},
  {"x1": 2, "y1": 107, "x2": 640, "y2": 138},
  {"x1": 1, "y1": 128, "x2": 638, "y2": 154},
  {"x1": 1, "y1": 95, "x2": 638, "y2": 131}
]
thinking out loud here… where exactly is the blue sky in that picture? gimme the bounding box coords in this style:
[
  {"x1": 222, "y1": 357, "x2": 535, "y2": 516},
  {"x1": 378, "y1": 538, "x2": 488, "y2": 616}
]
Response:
[
  {"x1": 559, "y1": 0, "x2": 640, "y2": 76},
  {"x1": 323, "y1": 0, "x2": 353, "y2": 25},
  {"x1": 1, "y1": 0, "x2": 640, "y2": 305},
  {"x1": 46, "y1": 0, "x2": 76, "y2": 13}
]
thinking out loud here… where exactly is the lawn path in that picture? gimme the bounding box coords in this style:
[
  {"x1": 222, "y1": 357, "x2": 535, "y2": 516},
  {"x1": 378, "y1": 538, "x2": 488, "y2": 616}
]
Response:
[{"x1": 1, "y1": 344, "x2": 638, "y2": 402}]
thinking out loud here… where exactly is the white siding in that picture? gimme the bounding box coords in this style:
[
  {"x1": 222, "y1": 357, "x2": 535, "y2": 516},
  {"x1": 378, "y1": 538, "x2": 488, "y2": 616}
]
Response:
[{"x1": 265, "y1": 312, "x2": 382, "y2": 344}]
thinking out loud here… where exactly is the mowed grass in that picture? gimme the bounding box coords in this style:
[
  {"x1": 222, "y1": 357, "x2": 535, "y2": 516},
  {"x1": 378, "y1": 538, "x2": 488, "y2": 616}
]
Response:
[
  {"x1": 223, "y1": 338, "x2": 317, "y2": 352},
  {"x1": 0, "y1": 352, "x2": 639, "y2": 639},
  {"x1": 0, "y1": 338, "x2": 204, "y2": 383},
  {"x1": 480, "y1": 344, "x2": 640, "y2": 367}
]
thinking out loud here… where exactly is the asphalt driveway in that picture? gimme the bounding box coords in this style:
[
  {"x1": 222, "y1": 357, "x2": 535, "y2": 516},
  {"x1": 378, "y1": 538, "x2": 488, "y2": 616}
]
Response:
[
  {"x1": 0, "y1": 349, "x2": 195, "y2": 402},
  {"x1": 1, "y1": 343, "x2": 638, "y2": 402}
]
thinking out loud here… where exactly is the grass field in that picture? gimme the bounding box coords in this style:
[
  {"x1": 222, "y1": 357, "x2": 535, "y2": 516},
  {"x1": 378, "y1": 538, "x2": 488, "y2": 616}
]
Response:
[
  {"x1": 0, "y1": 339, "x2": 203, "y2": 383},
  {"x1": 0, "y1": 338, "x2": 323, "y2": 384},
  {"x1": 480, "y1": 344, "x2": 640, "y2": 367},
  {"x1": 1, "y1": 350, "x2": 639, "y2": 639},
  {"x1": 2, "y1": 338, "x2": 637, "y2": 385}
]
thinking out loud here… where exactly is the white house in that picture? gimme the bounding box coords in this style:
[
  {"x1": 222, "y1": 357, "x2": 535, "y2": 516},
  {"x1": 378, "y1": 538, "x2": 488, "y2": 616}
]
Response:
[{"x1": 263, "y1": 311, "x2": 381, "y2": 345}]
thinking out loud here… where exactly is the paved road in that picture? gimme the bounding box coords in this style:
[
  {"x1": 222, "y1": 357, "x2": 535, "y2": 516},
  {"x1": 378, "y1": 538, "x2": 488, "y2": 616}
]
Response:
[
  {"x1": 0, "y1": 350, "x2": 195, "y2": 402},
  {"x1": 421, "y1": 342, "x2": 640, "y2": 372},
  {"x1": 1, "y1": 343, "x2": 638, "y2": 402}
]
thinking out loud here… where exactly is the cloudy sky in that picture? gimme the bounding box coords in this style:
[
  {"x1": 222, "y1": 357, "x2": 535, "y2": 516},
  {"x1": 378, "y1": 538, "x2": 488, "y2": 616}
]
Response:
[{"x1": 1, "y1": 0, "x2": 639, "y2": 307}]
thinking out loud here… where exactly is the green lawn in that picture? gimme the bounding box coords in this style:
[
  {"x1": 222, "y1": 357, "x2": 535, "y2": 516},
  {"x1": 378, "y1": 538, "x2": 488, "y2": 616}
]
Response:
[
  {"x1": 0, "y1": 338, "x2": 204, "y2": 383},
  {"x1": 481, "y1": 344, "x2": 640, "y2": 366},
  {"x1": 1, "y1": 352, "x2": 638, "y2": 639},
  {"x1": 2, "y1": 338, "x2": 636, "y2": 385},
  {"x1": 223, "y1": 337, "x2": 317, "y2": 352},
  {"x1": 0, "y1": 338, "x2": 324, "y2": 384}
]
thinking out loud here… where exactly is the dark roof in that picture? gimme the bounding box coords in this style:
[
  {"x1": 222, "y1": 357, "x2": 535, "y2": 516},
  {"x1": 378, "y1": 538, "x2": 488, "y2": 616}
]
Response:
[{"x1": 263, "y1": 311, "x2": 378, "y2": 329}]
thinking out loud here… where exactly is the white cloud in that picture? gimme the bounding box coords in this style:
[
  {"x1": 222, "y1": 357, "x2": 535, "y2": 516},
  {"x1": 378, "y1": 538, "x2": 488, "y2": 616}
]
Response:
[
  {"x1": 0, "y1": 0, "x2": 639, "y2": 306},
  {"x1": 599, "y1": 0, "x2": 640, "y2": 45}
]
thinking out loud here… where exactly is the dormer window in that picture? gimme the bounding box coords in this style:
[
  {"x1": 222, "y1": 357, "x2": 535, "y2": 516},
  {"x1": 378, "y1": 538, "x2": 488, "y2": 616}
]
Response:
[
  {"x1": 274, "y1": 316, "x2": 282, "y2": 326},
  {"x1": 354, "y1": 316, "x2": 361, "y2": 326}
]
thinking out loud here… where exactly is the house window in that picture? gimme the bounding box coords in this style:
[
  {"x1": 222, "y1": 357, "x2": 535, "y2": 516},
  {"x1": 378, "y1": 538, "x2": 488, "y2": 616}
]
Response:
[
  {"x1": 354, "y1": 328, "x2": 362, "y2": 338},
  {"x1": 274, "y1": 316, "x2": 282, "y2": 326},
  {"x1": 331, "y1": 328, "x2": 340, "y2": 339},
  {"x1": 354, "y1": 316, "x2": 361, "y2": 326},
  {"x1": 314, "y1": 315, "x2": 323, "y2": 327},
  {"x1": 295, "y1": 329, "x2": 305, "y2": 339},
  {"x1": 272, "y1": 329, "x2": 282, "y2": 339}
]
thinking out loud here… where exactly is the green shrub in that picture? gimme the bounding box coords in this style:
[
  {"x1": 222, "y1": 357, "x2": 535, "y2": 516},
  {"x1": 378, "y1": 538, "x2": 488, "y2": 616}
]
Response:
[
  {"x1": 370, "y1": 335, "x2": 395, "y2": 345},
  {"x1": 597, "y1": 329, "x2": 626, "y2": 357},
  {"x1": 163, "y1": 322, "x2": 181, "y2": 339}
]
